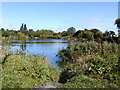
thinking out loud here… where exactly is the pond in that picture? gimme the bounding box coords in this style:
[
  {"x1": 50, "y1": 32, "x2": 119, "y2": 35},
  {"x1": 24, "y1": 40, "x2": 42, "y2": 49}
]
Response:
[{"x1": 9, "y1": 39, "x2": 69, "y2": 68}]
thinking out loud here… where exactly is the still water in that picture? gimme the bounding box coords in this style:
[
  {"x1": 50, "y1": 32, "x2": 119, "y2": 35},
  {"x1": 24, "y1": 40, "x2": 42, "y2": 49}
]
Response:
[{"x1": 9, "y1": 39, "x2": 69, "y2": 68}]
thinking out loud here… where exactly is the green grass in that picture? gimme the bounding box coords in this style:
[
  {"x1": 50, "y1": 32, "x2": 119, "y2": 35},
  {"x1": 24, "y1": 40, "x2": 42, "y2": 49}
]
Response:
[{"x1": 2, "y1": 54, "x2": 60, "y2": 88}]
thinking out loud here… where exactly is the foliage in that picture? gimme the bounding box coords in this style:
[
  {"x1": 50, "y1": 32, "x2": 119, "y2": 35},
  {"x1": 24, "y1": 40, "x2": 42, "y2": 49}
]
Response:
[
  {"x1": 115, "y1": 18, "x2": 120, "y2": 29},
  {"x1": 2, "y1": 54, "x2": 60, "y2": 88},
  {"x1": 17, "y1": 32, "x2": 26, "y2": 39},
  {"x1": 1, "y1": 26, "x2": 118, "y2": 43},
  {"x1": 84, "y1": 54, "x2": 119, "y2": 86},
  {"x1": 58, "y1": 74, "x2": 119, "y2": 88},
  {"x1": 58, "y1": 60, "x2": 87, "y2": 83},
  {"x1": 83, "y1": 31, "x2": 94, "y2": 41},
  {"x1": 90, "y1": 28, "x2": 100, "y2": 34},
  {"x1": 57, "y1": 42, "x2": 119, "y2": 87},
  {"x1": 36, "y1": 30, "x2": 54, "y2": 38},
  {"x1": 20, "y1": 23, "x2": 27, "y2": 31},
  {"x1": 1, "y1": 18, "x2": 119, "y2": 43},
  {"x1": 61, "y1": 31, "x2": 68, "y2": 36},
  {"x1": 57, "y1": 42, "x2": 99, "y2": 61},
  {"x1": 67, "y1": 27, "x2": 76, "y2": 36},
  {"x1": 76, "y1": 31, "x2": 94, "y2": 41},
  {"x1": 115, "y1": 18, "x2": 120, "y2": 35},
  {"x1": 109, "y1": 31, "x2": 115, "y2": 37}
]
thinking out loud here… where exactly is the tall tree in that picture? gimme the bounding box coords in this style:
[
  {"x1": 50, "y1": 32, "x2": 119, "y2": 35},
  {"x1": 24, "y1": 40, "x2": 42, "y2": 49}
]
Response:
[
  {"x1": 0, "y1": 28, "x2": 5, "y2": 31},
  {"x1": 115, "y1": 18, "x2": 120, "y2": 35},
  {"x1": 67, "y1": 27, "x2": 76, "y2": 36},
  {"x1": 24, "y1": 24, "x2": 27, "y2": 31},
  {"x1": 20, "y1": 23, "x2": 24, "y2": 31},
  {"x1": 109, "y1": 31, "x2": 115, "y2": 37}
]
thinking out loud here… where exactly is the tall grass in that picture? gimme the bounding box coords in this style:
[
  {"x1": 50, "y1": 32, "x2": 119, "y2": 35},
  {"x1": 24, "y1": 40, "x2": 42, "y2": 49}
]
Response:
[
  {"x1": 2, "y1": 54, "x2": 60, "y2": 88},
  {"x1": 0, "y1": 37, "x2": 61, "y2": 88}
]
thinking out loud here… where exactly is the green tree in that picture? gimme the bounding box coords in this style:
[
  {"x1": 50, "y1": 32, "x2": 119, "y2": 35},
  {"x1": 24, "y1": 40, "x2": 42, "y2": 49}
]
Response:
[
  {"x1": 109, "y1": 31, "x2": 115, "y2": 37},
  {"x1": 20, "y1": 23, "x2": 28, "y2": 31},
  {"x1": 17, "y1": 32, "x2": 26, "y2": 39},
  {"x1": 90, "y1": 29, "x2": 101, "y2": 39},
  {"x1": 76, "y1": 31, "x2": 84, "y2": 40},
  {"x1": 103, "y1": 30, "x2": 110, "y2": 41},
  {"x1": 104, "y1": 30, "x2": 110, "y2": 36},
  {"x1": 61, "y1": 31, "x2": 68, "y2": 36},
  {"x1": 20, "y1": 23, "x2": 24, "y2": 31},
  {"x1": 29, "y1": 29, "x2": 33, "y2": 32},
  {"x1": 83, "y1": 31, "x2": 94, "y2": 41},
  {"x1": 0, "y1": 28, "x2": 5, "y2": 31},
  {"x1": 2, "y1": 31, "x2": 9, "y2": 37},
  {"x1": 95, "y1": 31, "x2": 103, "y2": 40},
  {"x1": 24, "y1": 24, "x2": 27, "y2": 31},
  {"x1": 67, "y1": 27, "x2": 76, "y2": 36},
  {"x1": 115, "y1": 18, "x2": 120, "y2": 35},
  {"x1": 36, "y1": 30, "x2": 54, "y2": 38},
  {"x1": 90, "y1": 28, "x2": 100, "y2": 34}
]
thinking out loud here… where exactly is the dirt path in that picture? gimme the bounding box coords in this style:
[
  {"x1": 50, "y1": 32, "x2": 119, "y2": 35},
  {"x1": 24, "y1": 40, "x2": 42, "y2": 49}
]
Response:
[{"x1": 34, "y1": 82, "x2": 62, "y2": 89}]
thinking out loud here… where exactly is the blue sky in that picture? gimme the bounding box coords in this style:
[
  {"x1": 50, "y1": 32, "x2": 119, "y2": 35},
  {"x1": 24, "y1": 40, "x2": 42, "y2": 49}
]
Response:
[{"x1": 2, "y1": 2, "x2": 118, "y2": 33}]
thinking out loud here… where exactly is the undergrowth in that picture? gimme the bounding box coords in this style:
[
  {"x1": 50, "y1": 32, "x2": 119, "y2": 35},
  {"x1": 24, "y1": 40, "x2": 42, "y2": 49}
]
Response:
[{"x1": 2, "y1": 54, "x2": 60, "y2": 88}]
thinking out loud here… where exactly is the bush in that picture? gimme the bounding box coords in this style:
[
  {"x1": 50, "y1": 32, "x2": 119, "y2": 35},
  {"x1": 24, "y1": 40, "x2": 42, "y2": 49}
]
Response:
[
  {"x1": 57, "y1": 42, "x2": 99, "y2": 61},
  {"x1": 2, "y1": 55, "x2": 60, "y2": 88},
  {"x1": 85, "y1": 54, "x2": 119, "y2": 85},
  {"x1": 57, "y1": 42, "x2": 119, "y2": 87},
  {"x1": 58, "y1": 75, "x2": 119, "y2": 88}
]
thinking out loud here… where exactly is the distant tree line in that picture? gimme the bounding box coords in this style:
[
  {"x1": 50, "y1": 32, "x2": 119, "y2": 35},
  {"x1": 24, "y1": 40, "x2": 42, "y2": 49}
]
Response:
[{"x1": 1, "y1": 18, "x2": 120, "y2": 43}]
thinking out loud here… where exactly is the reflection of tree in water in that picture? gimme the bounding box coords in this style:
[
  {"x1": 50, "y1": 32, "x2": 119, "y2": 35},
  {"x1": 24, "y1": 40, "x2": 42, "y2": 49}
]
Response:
[{"x1": 20, "y1": 44, "x2": 27, "y2": 51}]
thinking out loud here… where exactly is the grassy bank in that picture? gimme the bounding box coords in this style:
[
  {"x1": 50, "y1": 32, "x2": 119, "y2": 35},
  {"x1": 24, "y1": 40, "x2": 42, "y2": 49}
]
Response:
[
  {"x1": 57, "y1": 41, "x2": 120, "y2": 88},
  {"x1": 1, "y1": 41, "x2": 119, "y2": 88},
  {"x1": 2, "y1": 54, "x2": 60, "y2": 88}
]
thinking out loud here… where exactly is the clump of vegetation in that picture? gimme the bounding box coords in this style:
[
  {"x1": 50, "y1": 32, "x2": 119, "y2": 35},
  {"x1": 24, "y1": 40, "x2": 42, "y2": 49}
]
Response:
[
  {"x1": 57, "y1": 42, "x2": 119, "y2": 88},
  {"x1": 2, "y1": 54, "x2": 60, "y2": 88},
  {"x1": 58, "y1": 74, "x2": 119, "y2": 88},
  {"x1": 84, "y1": 54, "x2": 119, "y2": 86},
  {"x1": 57, "y1": 42, "x2": 100, "y2": 61}
]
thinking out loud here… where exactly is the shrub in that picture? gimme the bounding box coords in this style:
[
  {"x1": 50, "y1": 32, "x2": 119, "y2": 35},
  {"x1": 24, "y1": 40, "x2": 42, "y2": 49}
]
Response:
[
  {"x1": 84, "y1": 54, "x2": 119, "y2": 86},
  {"x1": 57, "y1": 42, "x2": 119, "y2": 87},
  {"x1": 58, "y1": 75, "x2": 119, "y2": 88},
  {"x1": 57, "y1": 42, "x2": 99, "y2": 61}
]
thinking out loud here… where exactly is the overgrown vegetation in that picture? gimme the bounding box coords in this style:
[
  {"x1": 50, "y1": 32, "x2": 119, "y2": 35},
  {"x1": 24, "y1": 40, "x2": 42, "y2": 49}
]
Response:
[
  {"x1": 59, "y1": 74, "x2": 119, "y2": 88},
  {"x1": 1, "y1": 52, "x2": 60, "y2": 88},
  {"x1": 57, "y1": 42, "x2": 119, "y2": 88}
]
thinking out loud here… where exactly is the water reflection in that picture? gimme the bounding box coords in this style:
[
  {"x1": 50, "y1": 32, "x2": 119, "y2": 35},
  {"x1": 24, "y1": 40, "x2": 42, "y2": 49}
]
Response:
[{"x1": 20, "y1": 44, "x2": 27, "y2": 51}]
